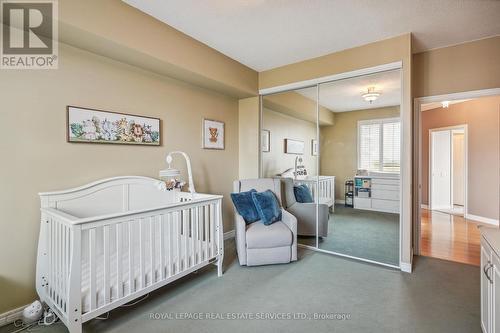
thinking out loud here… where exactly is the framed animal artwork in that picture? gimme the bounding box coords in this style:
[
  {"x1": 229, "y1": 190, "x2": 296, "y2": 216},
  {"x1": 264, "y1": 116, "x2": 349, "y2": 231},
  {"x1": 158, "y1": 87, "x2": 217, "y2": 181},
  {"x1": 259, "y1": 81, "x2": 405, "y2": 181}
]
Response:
[
  {"x1": 202, "y1": 118, "x2": 225, "y2": 150},
  {"x1": 67, "y1": 106, "x2": 161, "y2": 146}
]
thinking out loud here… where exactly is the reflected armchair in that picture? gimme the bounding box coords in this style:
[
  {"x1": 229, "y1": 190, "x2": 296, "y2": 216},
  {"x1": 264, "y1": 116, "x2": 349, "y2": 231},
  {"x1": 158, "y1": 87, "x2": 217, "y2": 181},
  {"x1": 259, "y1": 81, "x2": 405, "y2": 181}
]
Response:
[{"x1": 281, "y1": 177, "x2": 329, "y2": 237}]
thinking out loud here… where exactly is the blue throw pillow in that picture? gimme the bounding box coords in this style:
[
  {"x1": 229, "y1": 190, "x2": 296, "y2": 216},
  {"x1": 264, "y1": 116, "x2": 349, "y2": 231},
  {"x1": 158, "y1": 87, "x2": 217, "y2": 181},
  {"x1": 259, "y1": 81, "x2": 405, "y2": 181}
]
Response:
[
  {"x1": 231, "y1": 189, "x2": 260, "y2": 224},
  {"x1": 251, "y1": 190, "x2": 282, "y2": 226},
  {"x1": 294, "y1": 185, "x2": 314, "y2": 203}
]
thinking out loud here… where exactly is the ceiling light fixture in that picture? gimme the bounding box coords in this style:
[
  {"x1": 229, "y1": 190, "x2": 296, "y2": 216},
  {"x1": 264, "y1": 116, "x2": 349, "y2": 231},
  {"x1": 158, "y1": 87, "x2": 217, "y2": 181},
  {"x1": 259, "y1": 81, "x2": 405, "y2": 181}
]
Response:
[
  {"x1": 362, "y1": 86, "x2": 381, "y2": 103},
  {"x1": 442, "y1": 101, "x2": 450, "y2": 108}
]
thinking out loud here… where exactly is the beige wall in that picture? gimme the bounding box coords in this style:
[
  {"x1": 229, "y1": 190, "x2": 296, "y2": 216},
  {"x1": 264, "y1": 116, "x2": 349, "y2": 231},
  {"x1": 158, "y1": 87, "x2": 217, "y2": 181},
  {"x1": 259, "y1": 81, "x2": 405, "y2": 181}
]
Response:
[
  {"x1": 413, "y1": 36, "x2": 500, "y2": 98},
  {"x1": 262, "y1": 109, "x2": 318, "y2": 178},
  {"x1": 264, "y1": 92, "x2": 335, "y2": 126},
  {"x1": 58, "y1": 0, "x2": 258, "y2": 98},
  {"x1": 320, "y1": 107, "x2": 401, "y2": 200},
  {"x1": 238, "y1": 97, "x2": 260, "y2": 179},
  {"x1": 0, "y1": 44, "x2": 240, "y2": 312},
  {"x1": 421, "y1": 96, "x2": 500, "y2": 220}
]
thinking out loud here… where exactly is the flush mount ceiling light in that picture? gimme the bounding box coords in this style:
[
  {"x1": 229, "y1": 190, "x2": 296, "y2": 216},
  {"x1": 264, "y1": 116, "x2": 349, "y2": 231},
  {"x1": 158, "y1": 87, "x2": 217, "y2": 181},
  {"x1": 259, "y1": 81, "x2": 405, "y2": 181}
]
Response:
[
  {"x1": 442, "y1": 101, "x2": 450, "y2": 108},
  {"x1": 362, "y1": 86, "x2": 382, "y2": 103}
]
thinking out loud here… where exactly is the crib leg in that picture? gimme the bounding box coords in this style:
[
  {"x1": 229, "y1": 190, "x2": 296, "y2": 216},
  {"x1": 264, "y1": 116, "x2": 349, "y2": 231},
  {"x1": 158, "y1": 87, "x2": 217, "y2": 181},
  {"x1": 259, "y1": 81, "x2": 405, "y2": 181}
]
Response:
[
  {"x1": 216, "y1": 255, "x2": 223, "y2": 277},
  {"x1": 67, "y1": 320, "x2": 82, "y2": 333}
]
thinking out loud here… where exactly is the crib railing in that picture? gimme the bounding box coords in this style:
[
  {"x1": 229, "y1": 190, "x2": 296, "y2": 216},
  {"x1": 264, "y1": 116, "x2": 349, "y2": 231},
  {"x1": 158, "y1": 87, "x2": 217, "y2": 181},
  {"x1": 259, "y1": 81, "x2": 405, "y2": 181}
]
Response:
[
  {"x1": 294, "y1": 176, "x2": 335, "y2": 207},
  {"x1": 37, "y1": 197, "x2": 223, "y2": 329}
]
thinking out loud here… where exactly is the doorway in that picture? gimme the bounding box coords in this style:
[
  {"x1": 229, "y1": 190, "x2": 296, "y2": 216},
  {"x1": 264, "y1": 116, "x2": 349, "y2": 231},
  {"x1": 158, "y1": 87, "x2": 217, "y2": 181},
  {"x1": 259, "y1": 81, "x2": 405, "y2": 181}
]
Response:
[
  {"x1": 429, "y1": 125, "x2": 467, "y2": 217},
  {"x1": 414, "y1": 90, "x2": 500, "y2": 266}
]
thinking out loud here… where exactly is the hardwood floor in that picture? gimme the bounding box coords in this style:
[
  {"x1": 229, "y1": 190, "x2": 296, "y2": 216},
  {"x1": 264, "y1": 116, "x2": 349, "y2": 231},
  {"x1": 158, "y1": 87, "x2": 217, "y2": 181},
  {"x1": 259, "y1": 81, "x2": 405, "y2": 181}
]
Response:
[{"x1": 420, "y1": 209, "x2": 482, "y2": 266}]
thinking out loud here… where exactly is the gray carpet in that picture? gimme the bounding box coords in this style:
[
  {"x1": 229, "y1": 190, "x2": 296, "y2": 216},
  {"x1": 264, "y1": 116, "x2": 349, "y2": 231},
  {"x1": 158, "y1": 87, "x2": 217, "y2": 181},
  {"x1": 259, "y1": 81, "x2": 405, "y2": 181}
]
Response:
[
  {"x1": 300, "y1": 204, "x2": 400, "y2": 266},
  {"x1": 0, "y1": 240, "x2": 480, "y2": 333}
]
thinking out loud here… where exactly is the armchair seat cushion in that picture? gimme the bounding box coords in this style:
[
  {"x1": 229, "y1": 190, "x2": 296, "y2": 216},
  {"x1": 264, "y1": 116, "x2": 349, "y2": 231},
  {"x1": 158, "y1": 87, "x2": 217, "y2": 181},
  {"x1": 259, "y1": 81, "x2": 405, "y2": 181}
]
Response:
[{"x1": 246, "y1": 221, "x2": 292, "y2": 249}]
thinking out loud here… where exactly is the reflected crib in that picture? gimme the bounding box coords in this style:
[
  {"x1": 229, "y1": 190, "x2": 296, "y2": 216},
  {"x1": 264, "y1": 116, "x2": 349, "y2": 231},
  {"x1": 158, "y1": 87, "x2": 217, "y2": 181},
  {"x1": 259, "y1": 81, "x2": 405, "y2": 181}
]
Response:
[{"x1": 36, "y1": 176, "x2": 223, "y2": 333}]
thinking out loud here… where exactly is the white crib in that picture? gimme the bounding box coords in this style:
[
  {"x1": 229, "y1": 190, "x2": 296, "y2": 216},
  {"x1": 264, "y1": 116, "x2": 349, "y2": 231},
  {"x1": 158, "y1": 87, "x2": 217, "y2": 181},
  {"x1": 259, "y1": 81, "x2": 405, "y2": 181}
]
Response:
[
  {"x1": 36, "y1": 176, "x2": 223, "y2": 333},
  {"x1": 293, "y1": 176, "x2": 335, "y2": 210}
]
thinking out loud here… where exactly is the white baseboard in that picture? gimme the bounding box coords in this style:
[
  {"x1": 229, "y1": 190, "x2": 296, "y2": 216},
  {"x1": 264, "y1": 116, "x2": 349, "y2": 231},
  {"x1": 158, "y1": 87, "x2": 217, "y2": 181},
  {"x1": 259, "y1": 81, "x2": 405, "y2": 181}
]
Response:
[
  {"x1": 420, "y1": 204, "x2": 429, "y2": 209},
  {"x1": 335, "y1": 199, "x2": 345, "y2": 204},
  {"x1": 400, "y1": 262, "x2": 412, "y2": 273},
  {"x1": 0, "y1": 304, "x2": 28, "y2": 327},
  {"x1": 466, "y1": 214, "x2": 499, "y2": 226},
  {"x1": 224, "y1": 230, "x2": 235, "y2": 240}
]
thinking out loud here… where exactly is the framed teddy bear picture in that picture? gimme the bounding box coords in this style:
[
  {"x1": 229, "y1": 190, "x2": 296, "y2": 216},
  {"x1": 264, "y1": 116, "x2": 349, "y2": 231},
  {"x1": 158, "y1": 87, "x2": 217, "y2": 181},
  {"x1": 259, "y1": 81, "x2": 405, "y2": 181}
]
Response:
[
  {"x1": 67, "y1": 106, "x2": 161, "y2": 146},
  {"x1": 202, "y1": 118, "x2": 224, "y2": 150}
]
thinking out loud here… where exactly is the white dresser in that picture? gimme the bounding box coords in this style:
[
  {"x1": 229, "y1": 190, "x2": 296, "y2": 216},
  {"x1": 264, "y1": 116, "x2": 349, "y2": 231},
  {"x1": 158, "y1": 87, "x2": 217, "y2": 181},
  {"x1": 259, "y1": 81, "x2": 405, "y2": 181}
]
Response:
[
  {"x1": 480, "y1": 227, "x2": 500, "y2": 333},
  {"x1": 353, "y1": 174, "x2": 400, "y2": 214}
]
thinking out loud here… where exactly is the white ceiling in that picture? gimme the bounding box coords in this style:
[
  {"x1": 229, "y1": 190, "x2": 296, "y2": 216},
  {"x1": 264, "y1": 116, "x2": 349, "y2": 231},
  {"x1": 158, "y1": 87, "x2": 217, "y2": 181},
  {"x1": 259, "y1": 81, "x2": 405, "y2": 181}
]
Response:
[
  {"x1": 297, "y1": 70, "x2": 401, "y2": 112},
  {"x1": 123, "y1": 0, "x2": 500, "y2": 71}
]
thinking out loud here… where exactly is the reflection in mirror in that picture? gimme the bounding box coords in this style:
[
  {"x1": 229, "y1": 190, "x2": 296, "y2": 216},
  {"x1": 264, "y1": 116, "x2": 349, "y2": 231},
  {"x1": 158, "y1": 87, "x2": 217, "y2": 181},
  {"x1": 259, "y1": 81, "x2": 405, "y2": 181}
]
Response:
[
  {"x1": 261, "y1": 87, "x2": 322, "y2": 246},
  {"x1": 317, "y1": 69, "x2": 402, "y2": 266}
]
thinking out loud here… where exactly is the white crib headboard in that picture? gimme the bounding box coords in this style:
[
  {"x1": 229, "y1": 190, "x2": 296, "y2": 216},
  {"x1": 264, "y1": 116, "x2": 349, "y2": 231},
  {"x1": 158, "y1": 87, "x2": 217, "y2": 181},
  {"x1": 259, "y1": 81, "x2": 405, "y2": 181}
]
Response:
[{"x1": 39, "y1": 176, "x2": 170, "y2": 218}]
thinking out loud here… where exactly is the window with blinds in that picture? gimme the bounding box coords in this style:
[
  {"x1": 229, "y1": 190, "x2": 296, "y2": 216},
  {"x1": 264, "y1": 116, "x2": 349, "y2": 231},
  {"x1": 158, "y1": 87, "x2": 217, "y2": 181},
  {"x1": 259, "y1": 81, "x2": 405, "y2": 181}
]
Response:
[{"x1": 358, "y1": 118, "x2": 401, "y2": 173}]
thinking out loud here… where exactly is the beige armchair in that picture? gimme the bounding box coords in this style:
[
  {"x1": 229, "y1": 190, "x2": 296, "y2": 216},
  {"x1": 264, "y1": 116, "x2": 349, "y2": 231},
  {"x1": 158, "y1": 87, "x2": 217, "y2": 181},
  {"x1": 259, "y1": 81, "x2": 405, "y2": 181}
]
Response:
[
  {"x1": 281, "y1": 177, "x2": 329, "y2": 237},
  {"x1": 233, "y1": 178, "x2": 297, "y2": 266}
]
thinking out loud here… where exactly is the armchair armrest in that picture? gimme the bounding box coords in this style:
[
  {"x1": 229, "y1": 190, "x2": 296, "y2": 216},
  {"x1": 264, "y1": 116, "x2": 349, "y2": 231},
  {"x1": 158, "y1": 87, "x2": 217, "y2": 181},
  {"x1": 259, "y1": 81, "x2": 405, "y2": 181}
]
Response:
[
  {"x1": 234, "y1": 213, "x2": 247, "y2": 265},
  {"x1": 281, "y1": 209, "x2": 297, "y2": 261}
]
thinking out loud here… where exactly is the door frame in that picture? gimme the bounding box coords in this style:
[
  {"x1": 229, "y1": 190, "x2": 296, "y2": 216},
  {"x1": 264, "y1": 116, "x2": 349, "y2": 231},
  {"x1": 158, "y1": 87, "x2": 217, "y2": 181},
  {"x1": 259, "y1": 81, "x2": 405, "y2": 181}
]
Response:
[
  {"x1": 428, "y1": 124, "x2": 468, "y2": 216},
  {"x1": 413, "y1": 87, "x2": 500, "y2": 255}
]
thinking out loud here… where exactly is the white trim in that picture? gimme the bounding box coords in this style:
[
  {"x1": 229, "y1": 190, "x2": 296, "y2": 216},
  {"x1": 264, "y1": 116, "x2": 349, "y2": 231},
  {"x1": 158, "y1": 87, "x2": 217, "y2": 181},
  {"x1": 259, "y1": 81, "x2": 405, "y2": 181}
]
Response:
[
  {"x1": 223, "y1": 230, "x2": 235, "y2": 240},
  {"x1": 414, "y1": 87, "x2": 500, "y2": 255},
  {"x1": 259, "y1": 61, "x2": 402, "y2": 95},
  {"x1": 400, "y1": 262, "x2": 412, "y2": 273},
  {"x1": 0, "y1": 304, "x2": 29, "y2": 327},
  {"x1": 335, "y1": 199, "x2": 346, "y2": 204},
  {"x1": 421, "y1": 204, "x2": 429, "y2": 209},
  {"x1": 298, "y1": 244, "x2": 401, "y2": 270},
  {"x1": 415, "y1": 88, "x2": 500, "y2": 106},
  {"x1": 466, "y1": 214, "x2": 499, "y2": 226}
]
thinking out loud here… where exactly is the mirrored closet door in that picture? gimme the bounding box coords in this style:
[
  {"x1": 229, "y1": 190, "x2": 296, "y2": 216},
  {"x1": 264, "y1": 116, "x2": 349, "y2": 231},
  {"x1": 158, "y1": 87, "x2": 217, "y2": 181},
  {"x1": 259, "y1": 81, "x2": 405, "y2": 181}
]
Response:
[
  {"x1": 260, "y1": 68, "x2": 402, "y2": 267},
  {"x1": 317, "y1": 70, "x2": 401, "y2": 266},
  {"x1": 261, "y1": 86, "x2": 319, "y2": 247}
]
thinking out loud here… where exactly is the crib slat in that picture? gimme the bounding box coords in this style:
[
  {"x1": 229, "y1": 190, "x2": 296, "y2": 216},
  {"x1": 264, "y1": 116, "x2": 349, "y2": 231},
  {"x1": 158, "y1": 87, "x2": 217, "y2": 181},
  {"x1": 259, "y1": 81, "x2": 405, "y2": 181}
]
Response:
[
  {"x1": 139, "y1": 219, "x2": 145, "y2": 288},
  {"x1": 150, "y1": 217, "x2": 155, "y2": 284},
  {"x1": 159, "y1": 215, "x2": 165, "y2": 280},
  {"x1": 167, "y1": 213, "x2": 173, "y2": 277},
  {"x1": 195, "y1": 207, "x2": 200, "y2": 264},
  {"x1": 175, "y1": 211, "x2": 181, "y2": 274},
  {"x1": 210, "y1": 204, "x2": 215, "y2": 258},
  {"x1": 204, "y1": 205, "x2": 209, "y2": 261},
  {"x1": 128, "y1": 221, "x2": 134, "y2": 294},
  {"x1": 182, "y1": 210, "x2": 189, "y2": 270},
  {"x1": 116, "y1": 223, "x2": 123, "y2": 298},
  {"x1": 190, "y1": 208, "x2": 195, "y2": 266},
  {"x1": 89, "y1": 228, "x2": 97, "y2": 310},
  {"x1": 103, "y1": 225, "x2": 110, "y2": 304}
]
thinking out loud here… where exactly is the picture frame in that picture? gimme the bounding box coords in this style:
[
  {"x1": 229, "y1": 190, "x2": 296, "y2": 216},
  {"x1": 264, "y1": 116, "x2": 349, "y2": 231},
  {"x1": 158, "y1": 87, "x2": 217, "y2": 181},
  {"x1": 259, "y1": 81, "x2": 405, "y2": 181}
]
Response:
[
  {"x1": 284, "y1": 138, "x2": 304, "y2": 154},
  {"x1": 261, "y1": 129, "x2": 270, "y2": 152},
  {"x1": 67, "y1": 106, "x2": 161, "y2": 146},
  {"x1": 202, "y1": 118, "x2": 225, "y2": 150},
  {"x1": 312, "y1": 139, "x2": 318, "y2": 156}
]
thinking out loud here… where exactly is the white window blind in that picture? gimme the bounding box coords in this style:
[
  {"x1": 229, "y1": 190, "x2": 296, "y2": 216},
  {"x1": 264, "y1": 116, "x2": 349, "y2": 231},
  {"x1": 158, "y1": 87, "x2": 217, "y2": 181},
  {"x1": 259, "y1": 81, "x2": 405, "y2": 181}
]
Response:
[{"x1": 358, "y1": 118, "x2": 401, "y2": 173}]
